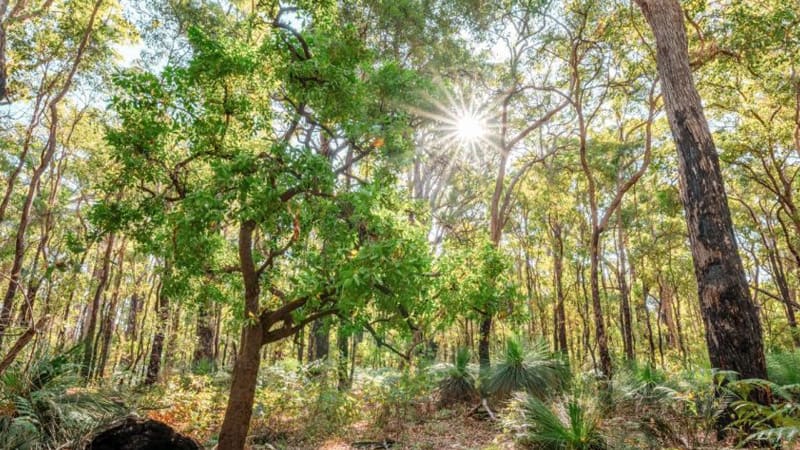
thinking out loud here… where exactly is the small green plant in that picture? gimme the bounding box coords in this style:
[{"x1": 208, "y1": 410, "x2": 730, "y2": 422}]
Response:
[
  {"x1": 611, "y1": 362, "x2": 671, "y2": 409},
  {"x1": 766, "y1": 349, "x2": 800, "y2": 386},
  {"x1": 727, "y1": 378, "x2": 800, "y2": 447},
  {"x1": 361, "y1": 368, "x2": 436, "y2": 431},
  {"x1": 0, "y1": 348, "x2": 127, "y2": 449},
  {"x1": 251, "y1": 360, "x2": 360, "y2": 439},
  {"x1": 433, "y1": 347, "x2": 478, "y2": 407},
  {"x1": 507, "y1": 394, "x2": 606, "y2": 450},
  {"x1": 486, "y1": 337, "x2": 569, "y2": 400}
]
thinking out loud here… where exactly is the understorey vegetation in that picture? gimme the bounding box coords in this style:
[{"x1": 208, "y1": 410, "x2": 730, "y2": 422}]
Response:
[{"x1": 2, "y1": 0, "x2": 800, "y2": 449}]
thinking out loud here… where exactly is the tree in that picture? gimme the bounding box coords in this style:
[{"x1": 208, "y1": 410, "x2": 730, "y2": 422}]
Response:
[
  {"x1": 634, "y1": 0, "x2": 767, "y2": 381},
  {"x1": 99, "y1": 5, "x2": 431, "y2": 449}
]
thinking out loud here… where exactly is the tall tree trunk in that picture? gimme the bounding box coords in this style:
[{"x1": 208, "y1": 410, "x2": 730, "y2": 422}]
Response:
[
  {"x1": 218, "y1": 221, "x2": 262, "y2": 450},
  {"x1": 635, "y1": 0, "x2": 767, "y2": 381},
  {"x1": 588, "y1": 231, "x2": 613, "y2": 377},
  {"x1": 337, "y1": 327, "x2": 350, "y2": 391},
  {"x1": 549, "y1": 217, "x2": 568, "y2": 354},
  {"x1": 641, "y1": 283, "x2": 656, "y2": 366},
  {"x1": 616, "y1": 212, "x2": 635, "y2": 362},
  {"x1": 310, "y1": 319, "x2": 329, "y2": 362},
  {"x1": 295, "y1": 325, "x2": 304, "y2": 364},
  {"x1": 96, "y1": 242, "x2": 127, "y2": 379},
  {"x1": 193, "y1": 298, "x2": 216, "y2": 371},
  {"x1": 478, "y1": 148, "x2": 508, "y2": 370},
  {"x1": 144, "y1": 279, "x2": 169, "y2": 385},
  {"x1": 0, "y1": 0, "x2": 103, "y2": 347},
  {"x1": 477, "y1": 316, "x2": 492, "y2": 371},
  {"x1": 81, "y1": 234, "x2": 116, "y2": 378},
  {"x1": 165, "y1": 303, "x2": 181, "y2": 370}
]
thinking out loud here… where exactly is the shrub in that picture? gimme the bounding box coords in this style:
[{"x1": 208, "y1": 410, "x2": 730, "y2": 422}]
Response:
[
  {"x1": 432, "y1": 347, "x2": 479, "y2": 407},
  {"x1": 727, "y1": 378, "x2": 800, "y2": 447},
  {"x1": 766, "y1": 350, "x2": 800, "y2": 386},
  {"x1": 506, "y1": 394, "x2": 606, "y2": 450},
  {"x1": 0, "y1": 348, "x2": 127, "y2": 449},
  {"x1": 486, "y1": 337, "x2": 569, "y2": 400}
]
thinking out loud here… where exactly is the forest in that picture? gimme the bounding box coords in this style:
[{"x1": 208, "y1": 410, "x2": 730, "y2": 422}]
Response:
[{"x1": 2, "y1": 0, "x2": 800, "y2": 448}]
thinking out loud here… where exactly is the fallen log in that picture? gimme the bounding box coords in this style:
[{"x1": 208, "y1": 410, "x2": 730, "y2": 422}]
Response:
[
  {"x1": 467, "y1": 398, "x2": 497, "y2": 421},
  {"x1": 351, "y1": 438, "x2": 398, "y2": 449},
  {"x1": 81, "y1": 416, "x2": 202, "y2": 450}
]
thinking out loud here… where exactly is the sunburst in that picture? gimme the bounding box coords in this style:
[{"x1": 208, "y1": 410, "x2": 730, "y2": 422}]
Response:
[{"x1": 407, "y1": 85, "x2": 499, "y2": 161}]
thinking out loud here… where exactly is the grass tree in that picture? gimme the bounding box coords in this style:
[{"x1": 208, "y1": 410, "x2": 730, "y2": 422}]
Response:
[
  {"x1": 434, "y1": 347, "x2": 479, "y2": 407},
  {"x1": 510, "y1": 394, "x2": 606, "y2": 450},
  {"x1": 486, "y1": 336, "x2": 570, "y2": 400}
]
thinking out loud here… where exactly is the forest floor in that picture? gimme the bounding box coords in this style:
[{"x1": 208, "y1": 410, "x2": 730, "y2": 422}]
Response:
[
  {"x1": 140, "y1": 374, "x2": 515, "y2": 450},
  {"x1": 304, "y1": 407, "x2": 513, "y2": 450}
]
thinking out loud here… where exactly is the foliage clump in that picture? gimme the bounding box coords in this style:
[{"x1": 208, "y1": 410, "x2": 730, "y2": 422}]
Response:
[
  {"x1": 433, "y1": 347, "x2": 479, "y2": 407},
  {"x1": 505, "y1": 394, "x2": 606, "y2": 450},
  {"x1": 0, "y1": 349, "x2": 127, "y2": 449},
  {"x1": 485, "y1": 337, "x2": 570, "y2": 400}
]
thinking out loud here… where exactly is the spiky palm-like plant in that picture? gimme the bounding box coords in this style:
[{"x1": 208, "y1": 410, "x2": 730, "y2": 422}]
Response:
[
  {"x1": 486, "y1": 337, "x2": 569, "y2": 400},
  {"x1": 513, "y1": 394, "x2": 606, "y2": 450},
  {"x1": 612, "y1": 362, "x2": 670, "y2": 406},
  {"x1": 435, "y1": 347, "x2": 478, "y2": 407}
]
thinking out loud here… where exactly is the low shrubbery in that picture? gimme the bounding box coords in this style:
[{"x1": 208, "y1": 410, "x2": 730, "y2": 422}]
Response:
[{"x1": 0, "y1": 348, "x2": 128, "y2": 449}]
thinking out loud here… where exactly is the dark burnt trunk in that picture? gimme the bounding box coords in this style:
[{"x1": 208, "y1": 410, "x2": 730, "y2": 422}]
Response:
[
  {"x1": 550, "y1": 219, "x2": 568, "y2": 354},
  {"x1": 144, "y1": 330, "x2": 165, "y2": 386},
  {"x1": 310, "y1": 319, "x2": 329, "y2": 361},
  {"x1": 295, "y1": 325, "x2": 304, "y2": 364},
  {"x1": 192, "y1": 299, "x2": 216, "y2": 371},
  {"x1": 478, "y1": 316, "x2": 492, "y2": 371},
  {"x1": 589, "y1": 231, "x2": 613, "y2": 378},
  {"x1": 144, "y1": 280, "x2": 169, "y2": 386},
  {"x1": 636, "y1": 0, "x2": 767, "y2": 381},
  {"x1": 337, "y1": 327, "x2": 350, "y2": 391}
]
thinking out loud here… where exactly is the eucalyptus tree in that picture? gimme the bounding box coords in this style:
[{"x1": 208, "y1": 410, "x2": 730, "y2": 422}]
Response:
[
  {"x1": 0, "y1": 0, "x2": 130, "y2": 349},
  {"x1": 634, "y1": 0, "x2": 767, "y2": 382},
  {"x1": 703, "y1": 0, "x2": 800, "y2": 348},
  {"x1": 538, "y1": 0, "x2": 658, "y2": 377},
  {"x1": 514, "y1": 154, "x2": 582, "y2": 356}
]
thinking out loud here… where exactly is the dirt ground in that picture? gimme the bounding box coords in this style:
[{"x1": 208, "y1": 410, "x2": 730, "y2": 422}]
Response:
[{"x1": 285, "y1": 405, "x2": 514, "y2": 450}]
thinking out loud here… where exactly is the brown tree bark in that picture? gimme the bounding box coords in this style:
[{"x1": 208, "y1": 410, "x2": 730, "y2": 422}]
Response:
[
  {"x1": 337, "y1": 326, "x2": 350, "y2": 391},
  {"x1": 635, "y1": 0, "x2": 767, "y2": 381},
  {"x1": 81, "y1": 233, "x2": 116, "y2": 378},
  {"x1": 641, "y1": 283, "x2": 657, "y2": 366},
  {"x1": 310, "y1": 318, "x2": 330, "y2": 362},
  {"x1": 615, "y1": 212, "x2": 635, "y2": 362},
  {"x1": 571, "y1": 26, "x2": 655, "y2": 377},
  {"x1": 192, "y1": 298, "x2": 216, "y2": 371},
  {"x1": 549, "y1": 217, "x2": 569, "y2": 354},
  {"x1": 144, "y1": 279, "x2": 169, "y2": 385},
  {"x1": 96, "y1": 242, "x2": 127, "y2": 379},
  {"x1": 217, "y1": 221, "x2": 263, "y2": 450},
  {"x1": 657, "y1": 279, "x2": 679, "y2": 349},
  {"x1": 0, "y1": 315, "x2": 50, "y2": 375}
]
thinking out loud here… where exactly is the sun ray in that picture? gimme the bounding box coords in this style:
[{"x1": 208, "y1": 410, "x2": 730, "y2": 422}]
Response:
[{"x1": 404, "y1": 85, "x2": 501, "y2": 163}]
